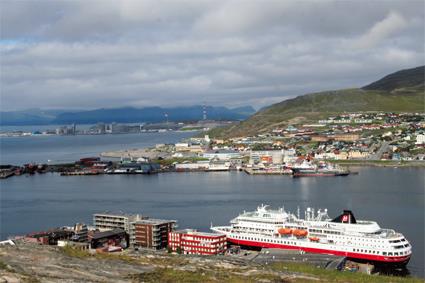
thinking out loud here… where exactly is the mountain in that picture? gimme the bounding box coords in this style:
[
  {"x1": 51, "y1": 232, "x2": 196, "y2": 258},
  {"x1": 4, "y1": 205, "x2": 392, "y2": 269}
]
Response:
[
  {"x1": 362, "y1": 66, "x2": 424, "y2": 92},
  {"x1": 0, "y1": 106, "x2": 256, "y2": 125},
  {"x1": 230, "y1": 106, "x2": 256, "y2": 116},
  {"x1": 213, "y1": 66, "x2": 424, "y2": 137},
  {"x1": 0, "y1": 109, "x2": 71, "y2": 126}
]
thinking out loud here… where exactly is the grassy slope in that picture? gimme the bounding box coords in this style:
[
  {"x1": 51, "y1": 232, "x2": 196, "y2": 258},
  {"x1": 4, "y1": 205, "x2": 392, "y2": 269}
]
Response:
[
  {"x1": 60, "y1": 247, "x2": 423, "y2": 283},
  {"x1": 213, "y1": 86, "x2": 424, "y2": 138}
]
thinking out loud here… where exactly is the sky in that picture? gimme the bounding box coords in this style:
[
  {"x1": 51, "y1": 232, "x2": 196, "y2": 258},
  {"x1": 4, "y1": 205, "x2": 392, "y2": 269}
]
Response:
[{"x1": 1, "y1": 0, "x2": 424, "y2": 111}]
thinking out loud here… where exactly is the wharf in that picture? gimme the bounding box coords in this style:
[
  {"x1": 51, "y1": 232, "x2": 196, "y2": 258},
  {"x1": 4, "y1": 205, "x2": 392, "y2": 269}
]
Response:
[
  {"x1": 244, "y1": 168, "x2": 292, "y2": 175},
  {"x1": 60, "y1": 171, "x2": 100, "y2": 176},
  {"x1": 0, "y1": 171, "x2": 15, "y2": 179},
  {"x1": 251, "y1": 248, "x2": 345, "y2": 269}
]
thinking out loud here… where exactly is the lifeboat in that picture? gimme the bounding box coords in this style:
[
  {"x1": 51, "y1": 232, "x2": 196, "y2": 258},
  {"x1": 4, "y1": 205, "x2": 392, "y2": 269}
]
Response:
[
  {"x1": 309, "y1": 237, "x2": 320, "y2": 242},
  {"x1": 277, "y1": 228, "x2": 292, "y2": 235},
  {"x1": 292, "y1": 229, "x2": 308, "y2": 237}
]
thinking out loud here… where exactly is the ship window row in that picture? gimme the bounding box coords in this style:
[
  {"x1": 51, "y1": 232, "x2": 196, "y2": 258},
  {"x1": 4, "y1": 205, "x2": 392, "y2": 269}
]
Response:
[
  {"x1": 323, "y1": 230, "x2": 341, "y2": 235},
  {"x1": 352, "y1": 249, "x2": 407, "y2": 256},
  {"x1": 353, "y1": 249, "x2": 410, "y2": 257},
  {"x1": 353, "y1": 248, "x2": 381, "y2": 255},
  {"x1": 383, "y1": 251, "x2": 409, "y2": 256},
  {"x1": 235, "y1": 235, "x2": 295, "y2": 245},
  {"x1": 389, "y1": 239, "x2": 405, "y2": 243}
]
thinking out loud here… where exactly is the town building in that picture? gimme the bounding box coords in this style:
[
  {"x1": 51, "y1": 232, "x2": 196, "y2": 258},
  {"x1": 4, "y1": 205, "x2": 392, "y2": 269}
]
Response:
[
  {"x1": 71, "y1": 223, "x2": 88, "y2": 242},
  {"x1": 175, "y1": 161, "x2": 209, "y2": 171},
  {"x1": 134, "y1": 219, "x2": 176, "y2": 249},
  {"x1": 93, "y1": 212, "x2": 145, "y2": 233},
  {"x1": 416, "y1": 134, "x2": 425, "y2": 145},
  {"x1": 90, "y1": 228, "x2": 128, "y2": 250},
  {"x1": 249, "y1": 150, "x2": 284, "y2": 164},
  {"x1": 332, "y1": 134, "x2": 360, "y2": 142},
  {"x1": 202, "y1": 150, "x2": 241, "y2": 160},
  {"x1": 168, "y1": 229, "x2": 227, "y2": 255}
]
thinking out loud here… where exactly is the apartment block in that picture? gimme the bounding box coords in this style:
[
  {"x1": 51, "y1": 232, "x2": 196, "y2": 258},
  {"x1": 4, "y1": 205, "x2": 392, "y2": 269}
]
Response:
[{"x1": 134, "y1": 219, "x2": 176, "y2": 249}]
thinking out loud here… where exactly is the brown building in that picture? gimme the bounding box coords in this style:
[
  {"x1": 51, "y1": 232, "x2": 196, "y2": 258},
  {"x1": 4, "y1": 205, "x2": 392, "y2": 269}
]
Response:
[
  {"x1": 134, "y1": 219, "x2": 176, "y2": 249},
  {"x1": 311, "y1": 135, "x2": 329, "y2": 142},
  {"x1": 333, "y1": 134, "x2": 360, "y2": 142}
]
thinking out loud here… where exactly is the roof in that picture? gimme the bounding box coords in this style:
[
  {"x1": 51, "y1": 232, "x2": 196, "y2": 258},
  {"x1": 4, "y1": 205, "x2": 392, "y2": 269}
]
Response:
[
  {"x1": 93, "y1": 212, "x2": 144, "y2": 221},
  {"x1": 91, "y1": 228, "x2": 126, "y2": 240},
  {"x1": 134, "y1": 218, "x2": 176, "y2": 225},
  {"x1": 172, "y1": 229, "x2": 225, "y2": 237}
]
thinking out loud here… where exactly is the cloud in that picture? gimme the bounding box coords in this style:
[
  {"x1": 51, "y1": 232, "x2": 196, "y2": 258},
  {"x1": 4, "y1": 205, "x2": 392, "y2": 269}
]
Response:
[
  {"x1": 0, "y1": 0, "x2": 424, "y2": 111},
  {"x1": 354, "y1": 11, "x2": 408, "y2": 48}
]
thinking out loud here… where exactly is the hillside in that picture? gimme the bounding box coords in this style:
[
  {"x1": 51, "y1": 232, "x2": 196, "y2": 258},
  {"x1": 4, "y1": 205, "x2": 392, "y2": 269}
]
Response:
[
  {"x1": 0, "y1": 242, "x2": 421, "y2": 283},
  {"x1": 213, "y1": 66, "x2": 424, "y2": 137}
]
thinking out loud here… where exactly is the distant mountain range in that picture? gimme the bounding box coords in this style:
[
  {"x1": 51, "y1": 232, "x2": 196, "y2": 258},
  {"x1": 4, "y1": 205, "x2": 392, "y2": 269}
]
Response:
[
  {"x1": 0, "y1": 106, "x2": 256, "y2": 126},
  {"x1": 213, "y1": 66, "x2": 424, "y2": 137}
]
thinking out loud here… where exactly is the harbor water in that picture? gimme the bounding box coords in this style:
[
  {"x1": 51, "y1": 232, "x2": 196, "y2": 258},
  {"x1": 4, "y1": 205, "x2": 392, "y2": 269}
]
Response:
[{"x1": 0, "y1": 132, "x2": 424, "y2": 277}]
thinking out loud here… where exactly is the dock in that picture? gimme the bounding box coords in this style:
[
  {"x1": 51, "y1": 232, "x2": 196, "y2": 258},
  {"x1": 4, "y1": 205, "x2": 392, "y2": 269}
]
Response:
[
  {"x1": 244, "y1": 168, "x2": 292, "y2": 175},
  {"x1": 60, "y1": 171, "x2": 100, "y2": 176},
  {"x1": 251, "y1": 248, "x2": 345, "y2": 268},
  {"x1": 0, "y1": 171, "x2": 15, "y2": 179}
]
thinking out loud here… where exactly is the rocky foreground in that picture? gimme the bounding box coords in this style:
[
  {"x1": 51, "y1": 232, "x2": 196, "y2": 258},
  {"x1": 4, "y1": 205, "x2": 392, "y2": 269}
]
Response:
[
  {"x1": 0, "y1": 243, "x2": 318, "y2": 283},
  {"x1": 0, "y1": 242, "x2": 421, "y2": 283}
]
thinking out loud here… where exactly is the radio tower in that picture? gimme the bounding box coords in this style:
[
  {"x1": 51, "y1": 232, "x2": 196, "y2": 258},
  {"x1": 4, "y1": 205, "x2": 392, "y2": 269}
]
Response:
[
  {"x1": 202, "y1": 104, "x2": 207, "y2": 121},
  {"x1": 164, "y1": 113, "x2": 169, "y2": 125}
]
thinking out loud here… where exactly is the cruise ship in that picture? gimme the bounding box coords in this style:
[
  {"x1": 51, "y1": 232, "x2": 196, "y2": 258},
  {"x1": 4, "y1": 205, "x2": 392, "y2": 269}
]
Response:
[{"x1": 211, "y1": 204, "x2": 411, "y2": 266}]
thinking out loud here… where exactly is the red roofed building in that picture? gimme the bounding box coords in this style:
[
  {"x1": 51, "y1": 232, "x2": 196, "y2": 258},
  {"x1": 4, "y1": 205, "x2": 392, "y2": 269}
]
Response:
[{"x1": 168, "y1": 229, "x2": 226, "y2": 255}]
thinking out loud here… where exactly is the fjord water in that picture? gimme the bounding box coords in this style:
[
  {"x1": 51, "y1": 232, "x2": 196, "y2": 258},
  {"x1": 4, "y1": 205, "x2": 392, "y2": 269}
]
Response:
[
  {"x1": 0, "y1": 131, "x2": 195, "y2": 165},
  {"x1": 0, "y1": 133, "x2": 424, "y2": 277}
]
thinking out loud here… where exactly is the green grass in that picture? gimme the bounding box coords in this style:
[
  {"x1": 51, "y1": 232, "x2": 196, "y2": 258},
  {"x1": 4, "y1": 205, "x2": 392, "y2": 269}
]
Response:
[
  {"x1": 270, "y1": 262, "x2": 423, "y2": 283},
  {"x1": 127, "y1": 267, "x2": 284, "y2": 283},
  {"x1": 209, "y1": 86, "x2": 424, "y2": 138},
  {"x1": 0, "y1": 259, "x2": 15, "y2": 272},
  {"x1": 179, "y1": 127, "x2": 205, "y2": 131},
  {"x1": 61, "y1": 246, "x2": 137, "y2": 263},
  {"x1": 59, "y1": 246, "x2": 425, "y2": 282}
]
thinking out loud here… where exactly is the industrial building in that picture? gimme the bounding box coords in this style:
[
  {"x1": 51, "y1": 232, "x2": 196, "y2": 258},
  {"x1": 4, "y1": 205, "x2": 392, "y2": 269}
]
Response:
[
  {"x1": 168, "y1": 229, "x2": 227, "y2": 255},
  {"x1": 90, "y1": 228, "x2": 128, "y2": 250}
]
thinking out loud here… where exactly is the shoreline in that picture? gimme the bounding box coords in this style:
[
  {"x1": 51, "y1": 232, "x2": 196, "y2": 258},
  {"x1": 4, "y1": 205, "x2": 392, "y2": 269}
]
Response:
[{"x1": 327, "y1": 160, "x2": 425, "y2": 168}]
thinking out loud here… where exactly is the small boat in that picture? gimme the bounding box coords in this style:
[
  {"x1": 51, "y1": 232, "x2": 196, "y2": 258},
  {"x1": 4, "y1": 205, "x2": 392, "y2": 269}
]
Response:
[
  {"x1": 292, "y1": 229, "x2": 308, "y2": 237},
  {"x1": 277, "y1": 228, "x2": 292, "y2": 235}
]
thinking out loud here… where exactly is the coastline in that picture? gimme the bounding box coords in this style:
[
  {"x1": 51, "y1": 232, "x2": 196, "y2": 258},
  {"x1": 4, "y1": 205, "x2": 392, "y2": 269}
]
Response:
[{"x1": 327, "y1": 160, "x2": 425, "y2": 168}]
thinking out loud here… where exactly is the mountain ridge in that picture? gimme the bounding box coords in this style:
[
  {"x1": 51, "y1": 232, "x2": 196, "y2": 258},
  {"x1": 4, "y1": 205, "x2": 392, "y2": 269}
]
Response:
[
  {"x1": 212, "y1": 66, "x2": 424, "y2": 138},
  {"x1": 0, "y1": 106, "x2": 256, "y2": 126}
]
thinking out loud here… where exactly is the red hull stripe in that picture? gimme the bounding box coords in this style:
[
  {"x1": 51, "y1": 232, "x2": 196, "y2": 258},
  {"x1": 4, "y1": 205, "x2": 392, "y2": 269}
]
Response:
[{"x1": 227, "y1": 238, "x2": 410, "y2": 263}]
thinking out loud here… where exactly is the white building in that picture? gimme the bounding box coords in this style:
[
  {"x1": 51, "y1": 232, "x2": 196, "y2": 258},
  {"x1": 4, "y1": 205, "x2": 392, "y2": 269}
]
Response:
[
  {"x1": 415, "y1": 134, "x2": 425, "y2": 145},
  {"x1": 202, "y1": 150, "x2": 241, "y2": 160}
]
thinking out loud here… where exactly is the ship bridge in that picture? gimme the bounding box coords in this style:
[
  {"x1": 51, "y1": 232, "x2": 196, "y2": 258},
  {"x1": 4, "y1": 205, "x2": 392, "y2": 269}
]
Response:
[
  {"x1": 233, "y1": 204, "x2": 291, "y2": 224},
  {"x1": 326, "y1": 220, "x2": 381, "y2": 234}
]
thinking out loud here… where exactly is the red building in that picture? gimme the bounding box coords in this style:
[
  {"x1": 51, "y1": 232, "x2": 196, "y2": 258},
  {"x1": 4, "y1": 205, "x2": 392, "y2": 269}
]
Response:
[{"x1": 168, "y1": 229, "x2": 226, "y2": 255}]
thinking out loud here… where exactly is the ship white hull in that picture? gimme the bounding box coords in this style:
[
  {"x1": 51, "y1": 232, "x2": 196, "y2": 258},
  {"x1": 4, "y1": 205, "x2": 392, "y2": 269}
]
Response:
[{"x1": 213, "y1": 230, "x2": 410, "y2": 266}]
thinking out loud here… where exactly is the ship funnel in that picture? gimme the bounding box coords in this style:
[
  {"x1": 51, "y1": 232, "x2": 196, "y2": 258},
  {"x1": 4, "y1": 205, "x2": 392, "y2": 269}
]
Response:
[{"x1": 331, "y1": 210, "x2": 357, "y2": 224}]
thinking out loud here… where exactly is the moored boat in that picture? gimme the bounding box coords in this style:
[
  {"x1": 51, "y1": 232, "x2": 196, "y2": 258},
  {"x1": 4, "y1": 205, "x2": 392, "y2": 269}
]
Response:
[{"x1": 211, "y1": 204, "x2": 411, "y2": 267}]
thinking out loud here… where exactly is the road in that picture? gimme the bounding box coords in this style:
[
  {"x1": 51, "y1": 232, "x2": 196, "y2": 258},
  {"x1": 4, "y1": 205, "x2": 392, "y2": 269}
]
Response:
[{"x1": 369, "y1": 141, "x2": 390, "y2": 160}]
